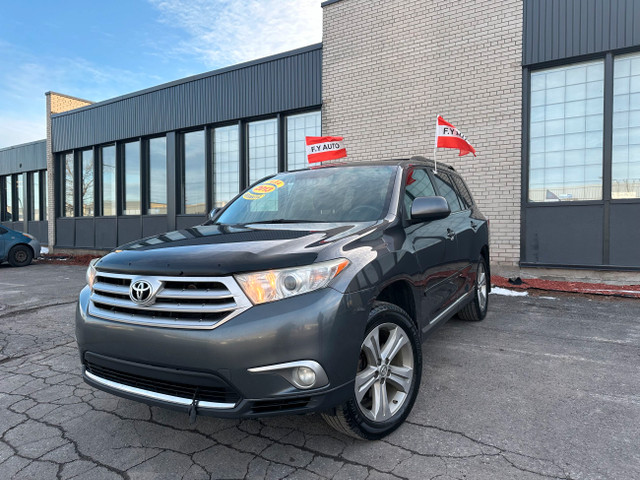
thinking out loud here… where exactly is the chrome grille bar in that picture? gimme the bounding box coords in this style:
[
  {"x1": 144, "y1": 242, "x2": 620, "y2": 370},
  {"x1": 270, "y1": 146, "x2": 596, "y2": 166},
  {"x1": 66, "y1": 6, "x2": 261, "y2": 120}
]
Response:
[{"x1": 89, "y1": 272, "x2": 251, "y2": 329}]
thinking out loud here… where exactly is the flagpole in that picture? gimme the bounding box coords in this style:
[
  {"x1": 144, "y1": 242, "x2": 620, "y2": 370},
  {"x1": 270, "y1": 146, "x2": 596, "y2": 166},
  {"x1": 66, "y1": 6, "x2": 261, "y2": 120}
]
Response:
[{"x1": 434, "y1": 114, "x2": 438, "y2": 175}]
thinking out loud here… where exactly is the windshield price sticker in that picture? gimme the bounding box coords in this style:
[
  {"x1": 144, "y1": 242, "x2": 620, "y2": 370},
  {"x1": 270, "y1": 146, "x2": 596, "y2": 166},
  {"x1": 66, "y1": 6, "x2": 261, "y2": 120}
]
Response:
[
  {"x1": 252, "y1": 184, "x2": 276, "y2": 194},
  {"x1": 265, "y1": 179, "x2": 284, "y2": 188},
  {"x1": 242, "y1": 192, "x2": 265, "y2": 201},
  {"x1": 266, "y1": 179, "x2": 284, "y2": 188}
]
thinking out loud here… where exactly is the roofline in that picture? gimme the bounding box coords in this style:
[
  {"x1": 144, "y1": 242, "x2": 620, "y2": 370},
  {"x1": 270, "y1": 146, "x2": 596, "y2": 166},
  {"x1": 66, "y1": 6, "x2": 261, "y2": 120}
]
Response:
[
  {"x1": 45, "y1": 91, "x2": 94, "y2": 104},
  {"x1": 51, "y1": 43, "x2": 323, "y2": 119},
  {"x1": 321, "y1": 0, "x2": 345, "y2": 7},
  {"x1": 0, "y1": 139, "x2": 47, "y2": 152}
]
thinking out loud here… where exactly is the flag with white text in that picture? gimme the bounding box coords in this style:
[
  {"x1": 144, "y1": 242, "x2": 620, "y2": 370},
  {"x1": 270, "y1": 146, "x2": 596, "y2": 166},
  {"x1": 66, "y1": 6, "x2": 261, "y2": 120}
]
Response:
[
  {"x1": 305, "y1": 136, "x2": 347, "y2": 163},
  {"x1": 435, "y1": 116, "x2": 476, "y2": 157}
]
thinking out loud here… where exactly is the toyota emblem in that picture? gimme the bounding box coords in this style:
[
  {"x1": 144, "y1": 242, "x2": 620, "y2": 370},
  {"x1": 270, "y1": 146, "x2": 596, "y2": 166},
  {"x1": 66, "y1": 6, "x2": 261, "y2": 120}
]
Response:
[{"x1": 130, "y1": 279, "x2": 155, "y2": 305}]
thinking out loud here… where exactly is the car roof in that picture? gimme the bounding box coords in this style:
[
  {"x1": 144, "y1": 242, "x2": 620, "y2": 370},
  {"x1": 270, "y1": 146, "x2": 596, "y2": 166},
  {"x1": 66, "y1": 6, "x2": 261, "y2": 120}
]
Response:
[{"x1": 290, "y1": 156, "x2": 457, "y2": 173}]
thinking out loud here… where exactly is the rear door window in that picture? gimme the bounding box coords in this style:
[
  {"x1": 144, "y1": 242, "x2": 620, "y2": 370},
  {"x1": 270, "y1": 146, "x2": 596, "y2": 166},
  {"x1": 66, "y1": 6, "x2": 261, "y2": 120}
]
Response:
[
  {"x1": 450, "y1": 174, "x2": 474, "y2": 209},
  {"x1": 433, "y1": 172, "x2": 464, "y2": 212}
]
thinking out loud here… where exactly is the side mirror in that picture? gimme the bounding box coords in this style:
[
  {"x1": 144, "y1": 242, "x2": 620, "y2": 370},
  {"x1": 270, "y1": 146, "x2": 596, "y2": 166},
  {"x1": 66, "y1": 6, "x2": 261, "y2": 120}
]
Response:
[
  {"x1": 209, "y1": 208, "x2": 220, "y2": 221},
  {"x1": 410, "y1": 196, "x2": 450, "y2": 222}
]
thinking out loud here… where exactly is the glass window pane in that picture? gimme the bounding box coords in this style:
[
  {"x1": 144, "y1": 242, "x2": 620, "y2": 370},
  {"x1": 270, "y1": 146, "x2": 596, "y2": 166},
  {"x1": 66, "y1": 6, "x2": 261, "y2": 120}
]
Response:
[
  {"x1": 529, "y1": 61, "x2": 604, "y2": 202},
  {"x1": 32, "y1": 172, "x2": 40, "y2": 221},
  {"x1": 102, "y1": 146, "x2": 116, "y2": 216},
  {"x1": 148, "y1": 137, "x2": 167, "y2": 215},
  {"x1": 184, "y1": 130, "x2": 206, "y2": 214},
  {"x1": 124, "y1": 141, "x2": 141, "y2": 215},
  {"x1": 0, "y1": 176, "x2": 8, "y2": 221},
  {"x1": 404, "y1": 168, "x2": 436, "y2": 220},
  {"x1": 42, "y1": 172, "x2": 47, "y2": 221},
  {"x1": 286, "y1": 111, "x2": 321, "y2": 171},
  {"x1": 612, "y1": 53, "x2": 640, "y2": 198},
  {"x1": 16, "y1": 173, "x2": 24, "y2": 221},
  {"x1": 248, "y1": 118, "x2": 278, "y2": 184},
  {"x1": 213, "y1": 125, "x2": 239, "y2": 208},
  {"x1": 81, "y1": 150, "x2": 94, "y2": 216},
  {"x1": 64, "y1": 153, "x2": 74, "y2": 217},
  {"x1": 433, "y1": 173, "x2": 463, "y2": 212}
]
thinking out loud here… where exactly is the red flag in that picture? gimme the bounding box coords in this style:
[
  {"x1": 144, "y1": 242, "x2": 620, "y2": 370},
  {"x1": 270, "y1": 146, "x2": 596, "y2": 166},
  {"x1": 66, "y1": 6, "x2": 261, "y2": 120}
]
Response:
[
  {"x1": 435, "y1": 116, "x2": 476, "y2": 157},
  {"x1": 305, "y1": 136, "x2": 347, "y2": 163}
]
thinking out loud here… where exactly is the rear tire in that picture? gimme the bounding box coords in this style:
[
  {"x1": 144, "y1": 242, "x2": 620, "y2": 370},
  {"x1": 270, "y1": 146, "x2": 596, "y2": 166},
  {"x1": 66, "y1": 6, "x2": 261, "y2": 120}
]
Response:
[
  {"x1": 321, "y1": 301, "x2": 422, "y2": 440},
  {"x1": 8, "y1": 245, "x2": 33, "y2": 267},
  {"x1": 457, "y1": 256, "x2": 489, "y2": 321}
]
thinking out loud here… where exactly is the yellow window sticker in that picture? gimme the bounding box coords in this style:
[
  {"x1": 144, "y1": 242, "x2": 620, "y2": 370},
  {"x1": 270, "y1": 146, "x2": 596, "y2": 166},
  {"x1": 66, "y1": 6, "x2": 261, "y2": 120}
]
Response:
[
  {"x1": 251, "y1": 184, "x2": 276, "y2": 194},
  {"x1": 242, "y1": 192, "x2": 265, "y2": 200},
  {"x1": 265, "y1": 179, "x2": 284, "y2": 188}
]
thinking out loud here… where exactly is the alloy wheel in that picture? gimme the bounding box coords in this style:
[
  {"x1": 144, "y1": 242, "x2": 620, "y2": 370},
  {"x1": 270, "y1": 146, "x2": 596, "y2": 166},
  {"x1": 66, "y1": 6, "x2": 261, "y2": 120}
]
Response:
[
  {"x1": 355, "y1": 322, "x2": 414, "y2": 422},
  {"x1": 477, "y1": 263, "x2": 487, "y2": 311}
]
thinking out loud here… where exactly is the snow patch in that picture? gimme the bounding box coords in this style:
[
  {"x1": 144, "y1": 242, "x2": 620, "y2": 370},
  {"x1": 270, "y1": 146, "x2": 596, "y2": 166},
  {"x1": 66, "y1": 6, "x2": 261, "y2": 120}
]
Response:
[
  {"x1": 490, "y1": 286, "x2": 528, "y2": 297},
  {"x1": 41, "y1": 247, "x2": 49, "y2": 254}
]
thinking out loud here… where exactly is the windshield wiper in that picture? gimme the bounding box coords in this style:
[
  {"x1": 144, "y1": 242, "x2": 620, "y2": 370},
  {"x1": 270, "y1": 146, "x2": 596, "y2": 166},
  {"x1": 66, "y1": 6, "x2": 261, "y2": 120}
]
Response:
[{"x1": 245, "y1": 219, "x2": 320, "y2": 224}]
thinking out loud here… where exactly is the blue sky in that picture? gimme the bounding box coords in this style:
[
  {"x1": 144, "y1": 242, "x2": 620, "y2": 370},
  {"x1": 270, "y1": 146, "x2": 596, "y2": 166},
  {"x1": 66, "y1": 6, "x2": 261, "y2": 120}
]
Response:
[{"x1": 0, "y1": 0, "x2": 322, "y2": 148}]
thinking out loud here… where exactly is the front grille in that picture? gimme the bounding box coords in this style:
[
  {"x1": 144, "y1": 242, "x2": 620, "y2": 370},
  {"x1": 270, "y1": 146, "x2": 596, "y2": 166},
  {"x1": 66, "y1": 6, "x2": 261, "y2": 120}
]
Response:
[
  {"x1": 85, "y1": 360, "x2": 241, "y2": 404},
  {"x1": 88, "y1": 271, "x2": 251, "y2": 329}
]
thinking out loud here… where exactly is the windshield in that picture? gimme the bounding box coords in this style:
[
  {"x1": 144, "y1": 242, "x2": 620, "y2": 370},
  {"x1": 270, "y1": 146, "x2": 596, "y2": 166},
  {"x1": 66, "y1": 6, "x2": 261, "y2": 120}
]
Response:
[{"x1": 215, "y1": 166, "x2": 398, "y2": 225}]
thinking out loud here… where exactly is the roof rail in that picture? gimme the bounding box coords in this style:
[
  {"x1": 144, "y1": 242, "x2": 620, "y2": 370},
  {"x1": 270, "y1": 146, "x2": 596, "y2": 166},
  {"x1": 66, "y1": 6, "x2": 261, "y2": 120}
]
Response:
[{"x1": 409, "y1": 155, "x2": 456, "y2": 171}]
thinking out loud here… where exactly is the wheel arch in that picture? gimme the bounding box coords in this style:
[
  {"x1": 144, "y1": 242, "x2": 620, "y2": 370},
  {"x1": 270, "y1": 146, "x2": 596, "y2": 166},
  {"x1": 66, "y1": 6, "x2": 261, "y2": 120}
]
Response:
[
  {"x1": 374, "y1": 279, "x2": 419, "y2": 331},
  {"x1": 480, "y1": 244, "x2": 491, "y2": 293}
]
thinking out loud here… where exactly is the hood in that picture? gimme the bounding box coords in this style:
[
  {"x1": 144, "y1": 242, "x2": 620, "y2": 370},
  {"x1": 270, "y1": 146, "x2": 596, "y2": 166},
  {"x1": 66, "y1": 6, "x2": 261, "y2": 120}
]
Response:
[{"x1": 95, "y1": 222, "x2": 384, "y2": 276}]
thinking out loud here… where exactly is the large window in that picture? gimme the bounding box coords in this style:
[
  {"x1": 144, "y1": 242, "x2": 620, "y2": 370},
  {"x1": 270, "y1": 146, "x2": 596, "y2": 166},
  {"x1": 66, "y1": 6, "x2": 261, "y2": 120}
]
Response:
[
  {"x1": 16, "y1": 173, "x2": 24, "y2": 221},
  {"x1": 148, "y1": 137, "x2": 167, "y2": 214},
  {"x1": 64, "y1": 153, "x2": 74, "y2": 217},
  {"x1": 31, "y1": 172, "x2": 40, "y2": 221},
  {"x1": 42, "y1": 172, "x2": 47, "y2": 221},
  {"x1": 286, "y1": 111, "x2": 321, "y2": 170},
  {"x1": 124, "y1": 141, "x2": 141, "y2": 215},
  {"x1": 102, "y1": 146, "x2": 116, "y2": 216},
  {"x1": 81, "y1": 150, "x2": 94, "y2": 216},
  {"x1": 213, "y1": 125, "x2": 239, "y2": 207},
  {"x1": 529, "y1": 61, "x2": 604, "y2": 202},
  {"x1": 248, "y1": 119, "x2": 278, "y2": 184},
  {"x1": 183, "y1": 130, "x2": 206, "y2": 214},
  {"x1": 2, "y1": 175, "x2": 11, "y2": 221},
  {"x1": 613, "y1": 53, "x2": 640, "y2": 199}
]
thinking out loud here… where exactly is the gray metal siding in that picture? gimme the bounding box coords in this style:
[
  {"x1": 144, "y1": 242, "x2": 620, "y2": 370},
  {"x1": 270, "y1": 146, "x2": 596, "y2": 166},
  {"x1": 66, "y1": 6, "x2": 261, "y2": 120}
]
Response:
[
  {"x1": 524, "y1": 0, "x2": 640, "y2": 66},
  {"x1": 0, "y1": 140, "x2": 47, "y2": 175},
  {"x1": 51, "y1": 45, "x2": 322, "y2": 152}
]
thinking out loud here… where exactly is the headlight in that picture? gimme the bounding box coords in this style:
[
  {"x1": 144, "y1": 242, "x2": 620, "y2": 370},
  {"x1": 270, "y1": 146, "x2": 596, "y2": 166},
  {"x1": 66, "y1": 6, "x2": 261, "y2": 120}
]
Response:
[
  {"x1": 86, "y1": 258, "x2": 99, "y2": 289},
  {"x1": 23, "y1": 233, "x2": 35, "y2": 240},
  {"x1": 235, "y1": 258, "x2": 350, "y2": 305}
]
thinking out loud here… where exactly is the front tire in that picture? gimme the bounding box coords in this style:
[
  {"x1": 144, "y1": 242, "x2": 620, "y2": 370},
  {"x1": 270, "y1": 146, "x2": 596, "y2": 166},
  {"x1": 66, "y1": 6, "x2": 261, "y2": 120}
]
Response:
[
  {"x1": 8, "y1": 245, "x2": 33, "y2": 267},
  {"x1": 457, "y1": 256, "x2": 489, "y2": 321},
  {"x1": 322, "y1": 301, "x2": 422, "y2": 440}
]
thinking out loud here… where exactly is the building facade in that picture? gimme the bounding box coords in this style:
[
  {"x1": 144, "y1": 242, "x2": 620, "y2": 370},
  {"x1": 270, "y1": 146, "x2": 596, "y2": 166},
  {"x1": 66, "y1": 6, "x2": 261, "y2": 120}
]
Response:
[{"x1": 1, "y1": 1, "x2": 640, "y2": 280}]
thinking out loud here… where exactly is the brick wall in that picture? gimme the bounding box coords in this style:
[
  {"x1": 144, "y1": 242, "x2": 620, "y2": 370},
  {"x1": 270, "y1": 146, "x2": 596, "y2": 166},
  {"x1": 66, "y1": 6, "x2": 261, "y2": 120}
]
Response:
[
  {"x1": 322, "y1": 0, "x2": 523, "y2": 266},
  {"x1": 45, "y1": 92, "x2": 93, "y2": 249}
]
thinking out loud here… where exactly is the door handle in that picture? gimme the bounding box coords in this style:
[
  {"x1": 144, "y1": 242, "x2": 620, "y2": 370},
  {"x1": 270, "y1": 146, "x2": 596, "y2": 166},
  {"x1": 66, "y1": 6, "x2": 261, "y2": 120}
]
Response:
[{"x1": 446, "y1": 228, "x2": 456, "y2": 240}]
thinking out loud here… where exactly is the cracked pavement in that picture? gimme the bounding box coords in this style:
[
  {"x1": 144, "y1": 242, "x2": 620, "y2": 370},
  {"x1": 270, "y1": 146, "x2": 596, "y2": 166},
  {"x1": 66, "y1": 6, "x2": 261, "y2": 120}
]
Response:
[{"x1": 1, "y1": 263, "x2": 639, "y2": 479}]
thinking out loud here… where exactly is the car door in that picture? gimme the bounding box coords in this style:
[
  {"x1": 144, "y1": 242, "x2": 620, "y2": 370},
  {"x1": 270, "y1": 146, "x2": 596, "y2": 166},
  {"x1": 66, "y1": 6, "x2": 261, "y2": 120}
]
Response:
[
  {"x1": 402, "y1": 167, "x2": 460, "y2": 329},
  {"x1": 431, "y1": 171, "x2": 473, "y2": 300},
  {"x1": 0, "y1": 226, "x2": 6, "y2": 259}
]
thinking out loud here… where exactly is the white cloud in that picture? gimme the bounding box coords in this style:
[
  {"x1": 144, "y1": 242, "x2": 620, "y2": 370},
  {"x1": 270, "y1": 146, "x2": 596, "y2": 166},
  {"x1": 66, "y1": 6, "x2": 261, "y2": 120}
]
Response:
[
  {"x1": 0, "y1": 115, "x2": 45, "y2": 148},
  {"x1": 0, "y1": 43, "x2": 164, "y2": 148},
  {"x1": 149, "y1": 0, "x2": 322, "y2": 68}
]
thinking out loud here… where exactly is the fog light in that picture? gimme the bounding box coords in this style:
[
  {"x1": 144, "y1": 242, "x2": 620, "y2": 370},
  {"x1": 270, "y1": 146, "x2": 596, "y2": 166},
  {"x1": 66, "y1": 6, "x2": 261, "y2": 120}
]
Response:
[{"x1": 294, "y1": 366, "x2": 316, "y2": 387}]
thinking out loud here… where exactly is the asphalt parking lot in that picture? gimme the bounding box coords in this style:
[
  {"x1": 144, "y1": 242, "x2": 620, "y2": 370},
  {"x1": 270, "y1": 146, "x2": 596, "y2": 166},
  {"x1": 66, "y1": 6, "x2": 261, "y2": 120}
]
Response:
[{"x1": 1, "y1": 263, "x2": 639, "y2": 480}]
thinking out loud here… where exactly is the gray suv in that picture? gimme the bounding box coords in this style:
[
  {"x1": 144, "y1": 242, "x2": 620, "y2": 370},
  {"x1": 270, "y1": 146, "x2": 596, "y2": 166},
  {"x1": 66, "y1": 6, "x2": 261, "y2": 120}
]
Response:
[{"x1": 76, "y1": 157, "x2": 489, "y2": 439}]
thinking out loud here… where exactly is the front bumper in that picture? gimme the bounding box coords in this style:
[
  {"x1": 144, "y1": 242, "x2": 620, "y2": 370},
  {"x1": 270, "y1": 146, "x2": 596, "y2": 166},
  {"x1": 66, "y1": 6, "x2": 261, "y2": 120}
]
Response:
[
  {"x1": 76, "y1": 285, "x2": 372, "y2": 417},
  {"x1": 29, "y1": 239, "x2": 41, "y2": 259}
]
